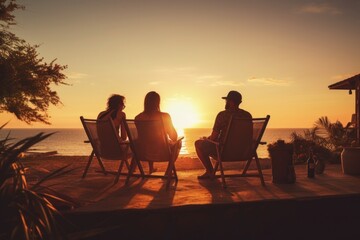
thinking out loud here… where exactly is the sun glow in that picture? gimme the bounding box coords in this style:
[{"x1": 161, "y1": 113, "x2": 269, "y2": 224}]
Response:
[{"x1": 164, "y1": 98, "x2": 200, "y2": 130}]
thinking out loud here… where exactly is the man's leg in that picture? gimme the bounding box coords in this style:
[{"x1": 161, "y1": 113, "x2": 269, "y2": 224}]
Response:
[{"x1": 195, "y1": 139, "x2": 215, "y2": 177}]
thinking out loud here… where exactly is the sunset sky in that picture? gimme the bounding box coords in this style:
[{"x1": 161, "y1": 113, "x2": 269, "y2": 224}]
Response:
[{"x1": 2, "y1": 0, "x2": 360, "y2": 129}]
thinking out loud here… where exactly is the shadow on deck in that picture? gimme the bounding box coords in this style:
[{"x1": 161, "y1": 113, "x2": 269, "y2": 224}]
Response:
[{"x1": 23, "y1": 157, "x2": 360, "y2": 239}]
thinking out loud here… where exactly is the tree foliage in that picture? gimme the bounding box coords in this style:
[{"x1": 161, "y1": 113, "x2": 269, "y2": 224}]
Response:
[{"x1": 0, "y1": 0, "x2": 68, "y2": 124}]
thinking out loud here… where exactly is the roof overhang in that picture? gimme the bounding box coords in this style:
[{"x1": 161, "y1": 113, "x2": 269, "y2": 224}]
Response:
[{"x1": 328, "y1": 74, "x2": 360, "y2": 90}]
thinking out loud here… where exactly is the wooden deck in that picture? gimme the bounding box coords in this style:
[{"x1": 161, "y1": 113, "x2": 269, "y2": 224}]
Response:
[
  {"x1": 67, "y1": 164, "x2": 360, "y2": 212},
  {"x1": 23, "y1": 157, "x2": 360, "y2": 239}
]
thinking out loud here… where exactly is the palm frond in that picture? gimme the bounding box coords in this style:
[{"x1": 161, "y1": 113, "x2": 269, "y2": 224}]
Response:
[
  {"x1": 1, "y1": 127, "x2": 73, "y2": 239},
  {"x1": 31, "y1": 164, "x2": 74, "y2": 190}
]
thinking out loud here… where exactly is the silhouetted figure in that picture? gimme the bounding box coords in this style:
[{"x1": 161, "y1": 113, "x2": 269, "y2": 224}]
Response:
[
  {"x1": 97, "y1": 94, "x2": 127, "y2": 141},
  {"x1": 136, "y1": 91, "x2": 181, "y2": 174},
  {"x1": 195, "y1": 90, "x2": 252, "y2": 179}
]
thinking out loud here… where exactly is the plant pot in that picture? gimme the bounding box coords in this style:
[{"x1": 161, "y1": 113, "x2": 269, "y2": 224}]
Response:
[
  {"x1": 315, "y1": 160, "x2": 325, "y2": 174},
  {"x1": 269, "y1": 149, "x2": 296, "y2": 184},
  {"x1": 341, "y1": 147, "x2": 360, "y2": 175}
]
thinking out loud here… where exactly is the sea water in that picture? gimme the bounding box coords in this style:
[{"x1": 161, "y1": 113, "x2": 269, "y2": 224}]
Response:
[{"x1": 1, "y1": 128, "x2": 307, "y2": 158}]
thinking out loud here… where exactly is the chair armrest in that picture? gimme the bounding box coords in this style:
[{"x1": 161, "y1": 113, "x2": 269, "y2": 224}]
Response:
[
  {"x1": 204, "y1": 138, "x2": 220, "y2": 146},
  {"x1": 173, "y1": 136, "x2": 184, "y2": 144}
]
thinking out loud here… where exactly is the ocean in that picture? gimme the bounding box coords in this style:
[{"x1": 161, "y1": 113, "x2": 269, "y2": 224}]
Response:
[{"x1": 1, "y1": 128, "x2": 307, "y2": 158}]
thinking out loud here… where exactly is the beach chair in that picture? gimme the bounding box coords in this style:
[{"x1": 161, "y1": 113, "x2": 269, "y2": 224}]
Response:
[
  {"x1": 206, "y1": 115, "x2": 270, "y2": 188},
  {"x1": 80, "y1": 116, "x2": 133, "y2": 184},
  {"x1": 123, "y1": 119, "x2": 183, "y2": 190}
]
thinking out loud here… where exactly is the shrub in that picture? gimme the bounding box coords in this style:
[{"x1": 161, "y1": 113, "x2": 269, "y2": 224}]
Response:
[{"x1": 0, "y1": 124, "x2": 75, "y2": 239}]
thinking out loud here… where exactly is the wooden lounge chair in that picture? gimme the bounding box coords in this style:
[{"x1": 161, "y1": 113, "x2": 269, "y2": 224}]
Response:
[
  {"x1": 123, "y1": 119, "x2": 183, "y2": 190},
  {"x1": 205, "y1": 115, "x2": 270, "y2": 188},
  {"x1": 80, "y1": 116, "x2": 133, "y2": 184}
]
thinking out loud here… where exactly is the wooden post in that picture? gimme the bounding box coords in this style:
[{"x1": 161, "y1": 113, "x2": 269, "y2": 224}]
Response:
[{"x1": 357, "y1": 83, "x2": 360, "y2": 146}]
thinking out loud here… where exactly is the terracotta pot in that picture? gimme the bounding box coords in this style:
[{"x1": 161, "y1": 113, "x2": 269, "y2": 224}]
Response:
[{"x1": 341, "y1": 147, "x2": 360, "y2": 175}]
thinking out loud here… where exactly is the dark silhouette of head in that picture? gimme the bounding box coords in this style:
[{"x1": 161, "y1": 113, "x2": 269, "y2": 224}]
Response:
[
  {"x1": 222, "y1": 90, "x2": 242, "y2": 109},
  {"x1": 107, "y1": 94, "x2": 125, "y2": 111},
  {"x1": 144, "y1": 91, "x2": 160, "y2": 113}
]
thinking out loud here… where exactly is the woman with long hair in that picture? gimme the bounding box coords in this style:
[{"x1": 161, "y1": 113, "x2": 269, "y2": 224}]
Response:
[
  {"x1": 135, "y1": 91, "x2": 180, "y2": 173},
  {"x1": 97, "y1": 94, "x2": 127, "y2": 141}
]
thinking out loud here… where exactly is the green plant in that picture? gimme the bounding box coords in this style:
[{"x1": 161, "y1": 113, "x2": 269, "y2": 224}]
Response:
[
  {"x1": 0, "y1": 124, "x2": 75, "y2": 239},
  {"x1": 1, "y1": 0, "x2": 68, "y2": 124},
  {"x1": 314, "y1": 116, "x2": 356, "y2": 151},
  {"x1": 289, "y1": 116, "x2": 353, "y2": 164}
]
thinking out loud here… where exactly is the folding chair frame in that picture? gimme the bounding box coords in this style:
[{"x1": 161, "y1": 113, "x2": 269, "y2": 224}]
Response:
[
  {"x1": 123, "y1": 119, "x2": 183, "y2": 190},
  {"x1": 80, "y1": 116, "x2": 132, "y2": 184},
  {"x1": 207, "y1": 115, "x2": 270, "y2": 188}
]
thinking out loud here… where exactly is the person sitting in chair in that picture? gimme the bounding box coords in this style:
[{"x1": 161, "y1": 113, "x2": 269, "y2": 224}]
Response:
[
  {"x1": 195, "y1": 90, "x2": 252, "y2": 179},
  {"x1": 135, "y1": 91, "x2": 181, "y2": 174},
  {"x1": 97, "y1": 94, "x2": 127, "y2": 141}
]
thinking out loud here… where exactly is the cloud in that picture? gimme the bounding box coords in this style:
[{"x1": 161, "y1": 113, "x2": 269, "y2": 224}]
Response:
[
  {"x1": 152, "y1": 67, "x2": 196, "y2": 74},
  {"x1": 197, "y1": 75, "x2": 223, "y2": 80},
  {"x1": 68, "y1": 72, "x2": 89, "y2": 79},
  {"x1": 210, "y1": 81, "x2": 244, "y2": 87},
  {"x1": 299, "y1": 3, "x2": 342, "y2": 15},
  {"x1": 149, "y1": 81, "x2": 161, "y2": 85},
  {"x1": 247, "y1": 77, "x2": 291, "y2": 86}
]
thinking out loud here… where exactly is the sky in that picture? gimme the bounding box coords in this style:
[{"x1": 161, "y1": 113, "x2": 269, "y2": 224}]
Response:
[{"x1": 1, "y1": 0, "x2": 360, "y2": 129}]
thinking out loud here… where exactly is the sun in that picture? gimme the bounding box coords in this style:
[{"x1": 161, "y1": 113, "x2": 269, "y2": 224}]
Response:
[{"x1": 163, "y1": 98, "x2": 200, "y2": 130}]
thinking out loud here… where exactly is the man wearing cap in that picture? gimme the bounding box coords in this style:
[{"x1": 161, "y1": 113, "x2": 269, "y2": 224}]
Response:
[{"x1": 195, "y1": 90, "x2": 252, "y2": 179}]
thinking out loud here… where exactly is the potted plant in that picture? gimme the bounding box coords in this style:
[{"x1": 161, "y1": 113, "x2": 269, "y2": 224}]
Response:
[
  {"x1": 341, "y1": 142, "x2": 360, "y2": 175},
  {"x1": 0, "y1": 123, "x2": 76, "y2": 239},
  {"x1": 312, "y1": 116, "x2": 359, "y2": 175},
  {"x1": 290, "y1": 135, "x2": 330, "y2": 175},
  {"x1": 267, "y1": 139, "x2": 296, "y2": 184}
]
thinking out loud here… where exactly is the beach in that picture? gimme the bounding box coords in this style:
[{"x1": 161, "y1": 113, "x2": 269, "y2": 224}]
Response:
[{"x1": 18, "y1": 154, "x2": 360, "y2": 239}]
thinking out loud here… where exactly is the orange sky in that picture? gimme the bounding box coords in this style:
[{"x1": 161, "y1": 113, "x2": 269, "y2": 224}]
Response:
[{"x1": 1, "y1": 0, "x2": 360, "y2": 129}]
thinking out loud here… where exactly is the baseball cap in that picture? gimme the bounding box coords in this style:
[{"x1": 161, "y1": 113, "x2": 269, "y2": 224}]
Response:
[{"x1": 222, "y1": 90, "x2": 242, "y2": 104}]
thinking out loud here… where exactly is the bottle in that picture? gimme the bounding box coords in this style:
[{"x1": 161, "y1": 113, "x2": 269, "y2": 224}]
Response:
[{"x1": 307, "y1": 149, "x2": 315, "y2": 178}]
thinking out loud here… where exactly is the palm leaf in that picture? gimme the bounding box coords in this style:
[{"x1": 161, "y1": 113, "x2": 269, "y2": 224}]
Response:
[
  {"x1": 31, "y1": 164, "x2": 74, "y2": 190},
  {"x1": 1, "y1": 128, "x2": 73, "y2": 239}
]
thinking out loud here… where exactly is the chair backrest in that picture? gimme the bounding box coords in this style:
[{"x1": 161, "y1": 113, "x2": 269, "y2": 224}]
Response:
[
  {"x1": 124, "y1": 119, "x2": 171, "y2": 162},
  {"x1": 221, "y1": 115, "x2": 270, "y2": 161},
  {"x1": 80, "y1": 116, "x2": 125, "y2": 160}
]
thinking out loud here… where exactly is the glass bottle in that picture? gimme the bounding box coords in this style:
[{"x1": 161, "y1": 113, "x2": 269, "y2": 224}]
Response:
[{"x1": 307, "y1": 148, "x2": 315, "y2": 178}]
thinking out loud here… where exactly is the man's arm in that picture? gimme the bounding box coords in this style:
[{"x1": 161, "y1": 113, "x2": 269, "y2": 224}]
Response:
[
  {"x1": 207, "y1": 130, "x2": 218, "y2": 141},
  {"x1": 208, "y1": 112, "x2": 222, "y2": 141}
]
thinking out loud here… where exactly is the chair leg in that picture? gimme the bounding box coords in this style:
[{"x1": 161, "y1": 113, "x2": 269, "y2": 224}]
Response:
[
  {"x1": 95, "y1": 154, "x2": 107, "y2": 175},
  {"x1": 125, "y1": 159, "x2": 130, "y2": 170},
  {"x1": 242, "y1": 158, "x2": 252, "y2": 175},
  {"x1": 218, "y1": 159, "x2": 227, "y2": 188},
  {"x1": 82, "y1": 151, "x2": 94, "y2": 178},
  {"x1": 136, "y1": 159, "x2": 145, "y2": 177},
  {"x1": 214, "y1": 147, "x2": 226, "y2": 188},
  {"x1": 126, "y1": 157, "x2": 140, "y2": 185},
  {"x1": 254, "y1": 154, "x2": 265, "y2": 186},
  {"x1": 114, "y1": 160, "x2": 125, "y2": 184},
  {"x1": 213, "y1": 161, "x2": 219, "y2": 175},
  {"x1": 173, "y1": 167, "x2": 178, "y2": 182},
  {"x1": 166, "y1": 157, "x2": 177, "y2": 190}
]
